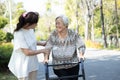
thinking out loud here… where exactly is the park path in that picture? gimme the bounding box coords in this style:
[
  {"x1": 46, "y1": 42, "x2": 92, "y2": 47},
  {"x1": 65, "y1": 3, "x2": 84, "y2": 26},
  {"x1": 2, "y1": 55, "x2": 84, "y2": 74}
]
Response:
[{"x1": 37, "y1": 47, "x2": 120, "y2": 80}]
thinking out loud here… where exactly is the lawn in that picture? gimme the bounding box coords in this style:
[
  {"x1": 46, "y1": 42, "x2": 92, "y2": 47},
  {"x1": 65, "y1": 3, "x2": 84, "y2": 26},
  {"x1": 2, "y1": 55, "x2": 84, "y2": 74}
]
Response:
[{"x1": 0, "y1": 71, "x2": 17, "y2": 80}]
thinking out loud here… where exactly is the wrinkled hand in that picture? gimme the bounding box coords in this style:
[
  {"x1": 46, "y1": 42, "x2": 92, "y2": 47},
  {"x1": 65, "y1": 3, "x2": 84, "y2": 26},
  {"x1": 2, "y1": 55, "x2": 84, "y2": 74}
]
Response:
[
  {"x1": 79, "y1": 54, "x2": 85, "y2": 61},
  {"x1": 43, "y1": 49, "x2": 50, "y2": 63},
  {"x1": 43, "y1": 49, "x2": 50, "y2": 54}
]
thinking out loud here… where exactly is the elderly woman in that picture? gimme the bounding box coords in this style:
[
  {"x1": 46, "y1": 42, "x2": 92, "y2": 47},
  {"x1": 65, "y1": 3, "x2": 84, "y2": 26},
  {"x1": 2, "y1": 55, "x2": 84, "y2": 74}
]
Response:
[{"x1": 45, "y1": 15, "x2": 86, "y2": 80}]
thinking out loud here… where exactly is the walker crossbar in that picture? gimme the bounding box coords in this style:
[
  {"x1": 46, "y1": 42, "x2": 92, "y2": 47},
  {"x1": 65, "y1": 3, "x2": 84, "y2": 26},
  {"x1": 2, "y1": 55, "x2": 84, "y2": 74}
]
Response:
[{"x1": 44, "y1": 58, "x2": 85, "y2": 80}]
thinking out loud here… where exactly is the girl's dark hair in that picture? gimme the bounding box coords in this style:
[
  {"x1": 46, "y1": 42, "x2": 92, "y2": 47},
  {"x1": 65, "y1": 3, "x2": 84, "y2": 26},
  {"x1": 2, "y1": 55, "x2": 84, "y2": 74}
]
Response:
[{"x1": 14, "y1": 12, "x2": 39, "y2": 31}]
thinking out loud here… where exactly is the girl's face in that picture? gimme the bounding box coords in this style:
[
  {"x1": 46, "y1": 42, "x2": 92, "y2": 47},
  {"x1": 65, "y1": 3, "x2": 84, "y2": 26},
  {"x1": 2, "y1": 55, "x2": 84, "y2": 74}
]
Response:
[{"x1": 55, "y1": 18, "x2": 66, "y2": 33}]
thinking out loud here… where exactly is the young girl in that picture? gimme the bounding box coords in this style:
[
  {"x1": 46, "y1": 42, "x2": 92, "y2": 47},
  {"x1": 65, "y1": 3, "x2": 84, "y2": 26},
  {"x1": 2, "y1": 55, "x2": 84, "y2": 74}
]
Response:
[{"x1": 8, "y1": 12, "x2": 48, "y2": 80}]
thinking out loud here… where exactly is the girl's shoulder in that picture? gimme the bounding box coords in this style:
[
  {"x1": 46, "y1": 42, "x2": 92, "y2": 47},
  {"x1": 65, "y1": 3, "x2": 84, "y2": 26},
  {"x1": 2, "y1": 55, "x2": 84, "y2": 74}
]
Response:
[{"x1": 14, "y1": 29, "x2": 23, "y2": 36}]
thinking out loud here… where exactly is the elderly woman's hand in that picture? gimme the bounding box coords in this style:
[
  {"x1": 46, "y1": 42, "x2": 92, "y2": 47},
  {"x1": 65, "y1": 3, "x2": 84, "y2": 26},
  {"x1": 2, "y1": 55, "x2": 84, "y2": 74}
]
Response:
[
  {"x1": 43, "y1": 49, "x2": 50, "y2": 63},
  {"x1": 79, "y1": 53, "x2": 85, "y2": 61},
  {"x1": 43, "y1": 59, "x2": 49, "y2": 63}
]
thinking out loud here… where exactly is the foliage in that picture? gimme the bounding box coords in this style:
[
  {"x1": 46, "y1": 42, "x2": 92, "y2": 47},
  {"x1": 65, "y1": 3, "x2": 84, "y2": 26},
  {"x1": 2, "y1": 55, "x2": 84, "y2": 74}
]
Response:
[
  {"x1": 0, "y1": 16, "x2": 8, "y2": 29},
  {"x1": 0, "y1": 31, "x2": 13, "y2": 42},
  {"x1": 78, "y1": 26, "x2": 84, "y2": 36},
  {"x1": 85, "y1": 40, "x2": 103, "y2": 49},
  {"x1": 94, "y1": 28, "x2": 102, "y2": 38},
  {"x1": 46, "y1": 0, "x2": 51, "y2": 11},
  {"x1": 35, "y1": 15, "x2": 55, "y2": 40},
  {"x1": 6, "y1": 32, "x2": 14, "y2": 42},
  {"x1": 0, "y1": 0, "x2": 120, "y2": 49},
  {"x1": 0, "y1": 72, "x2": 17, "y2": 80},
  {"x1": 0, "y1": 30, "x2": 6, "y2": 42},
  {"x1": 64, "y1": 0, "x2": 77, "y2": 29},
  {"x1": 12, "y1": 2, "x2": 25, "y2": 23},
  {"x1": 0, "y1": 1, "x2": 6, "y2": 16},
  {"x1": 0, "y1": 43, "x2": 13, "y2": 71},
  {"x1": 103, "y1": 0, "x2": 120, "y2": 36}
]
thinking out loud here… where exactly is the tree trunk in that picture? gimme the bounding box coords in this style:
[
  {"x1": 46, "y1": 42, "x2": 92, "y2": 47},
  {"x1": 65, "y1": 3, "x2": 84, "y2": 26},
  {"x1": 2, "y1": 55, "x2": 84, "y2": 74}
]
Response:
[
  {"x1": 84, "y1": 0, "x2": 91, "y2": 40},
  {"x1": 85, "y1": 15, "x2": 89, "y2": 40},
  {"x1": 114, "y1": 0, "x2": 119, "y2": 48},
  {"x1": 91, "y1": 11, "x2": 95, "y2": 41},
  {"x1": 76, "y1": 0, "x2": 79, "y2": 33},
  {"x1": 100, "y1": 0, "x2": 108, "y2": 48}
]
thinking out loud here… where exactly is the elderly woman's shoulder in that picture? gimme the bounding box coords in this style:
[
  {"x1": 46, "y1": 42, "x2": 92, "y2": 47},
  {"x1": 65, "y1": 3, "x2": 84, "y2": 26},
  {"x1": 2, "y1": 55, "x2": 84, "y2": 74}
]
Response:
[
  {"x1": 50, "y1": 30, "x2": 57, "y2": 36},
  {"x1": 68, "y1": 29, "x2": 78, "y2": 35},
  {"x1": 68, "y1": 29, "x2": 74, "y2": 32}
]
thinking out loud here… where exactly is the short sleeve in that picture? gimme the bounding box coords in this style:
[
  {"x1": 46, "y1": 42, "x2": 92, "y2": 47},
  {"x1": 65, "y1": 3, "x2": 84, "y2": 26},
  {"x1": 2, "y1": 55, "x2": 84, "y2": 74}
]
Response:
[
  {"x1": 13, "y1": 32, "x2": 29, "y2": 50},
  {"x1": 76, "y1": 34, "x2": 86, "y2": 54}
]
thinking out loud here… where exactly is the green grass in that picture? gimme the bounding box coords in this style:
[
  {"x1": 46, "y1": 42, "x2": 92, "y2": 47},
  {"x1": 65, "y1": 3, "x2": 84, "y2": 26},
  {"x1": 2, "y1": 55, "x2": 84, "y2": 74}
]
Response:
[
  {"x1": 0, "y1": 72, "x2": 17, "y2": 80},
  {"x1": 106, "y1": 45, "x2": 120, "y2": 51}
]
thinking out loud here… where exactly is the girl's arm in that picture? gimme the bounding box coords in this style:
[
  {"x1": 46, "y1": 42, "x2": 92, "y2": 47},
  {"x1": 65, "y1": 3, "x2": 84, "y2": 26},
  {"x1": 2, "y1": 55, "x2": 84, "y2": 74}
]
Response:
[
  {"x1": 37, "y1": 41, "x2": 47, "y2": 46},
  {"x1": 21, "y1": 48, "x2": 49, "y2": 56}
]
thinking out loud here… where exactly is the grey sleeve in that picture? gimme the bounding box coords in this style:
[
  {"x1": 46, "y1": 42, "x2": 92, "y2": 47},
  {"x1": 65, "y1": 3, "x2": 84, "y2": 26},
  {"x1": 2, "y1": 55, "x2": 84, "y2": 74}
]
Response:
[{"x1": 76, "y1": 34, "x2": 86, "y2": 54}]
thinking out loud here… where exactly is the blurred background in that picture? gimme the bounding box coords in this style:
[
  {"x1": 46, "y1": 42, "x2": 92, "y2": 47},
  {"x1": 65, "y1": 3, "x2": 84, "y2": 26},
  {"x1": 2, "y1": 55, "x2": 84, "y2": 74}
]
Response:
[{"x1": 0, "y1": 0, "x2": 120, "y2": 79}]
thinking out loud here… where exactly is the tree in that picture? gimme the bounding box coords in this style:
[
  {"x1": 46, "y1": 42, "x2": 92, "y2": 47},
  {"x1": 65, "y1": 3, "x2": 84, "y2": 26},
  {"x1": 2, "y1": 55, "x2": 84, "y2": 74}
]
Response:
[
  {"x1": 0, "y1": 16, "x2": 8, "y2": 42},
  {"x1": 0, "y1": 0, "x2": 6, "y2": 16},
  {"x1": 0, "y1": 16, "x2": 8, "y2": 29},
  {"x1": 65, "y1": 0, "x2": 99, "y2": 38},
  {"x1": 78, "y1": 0, "x2": 100, "y2": 40},
  {"x1": 114, "y1": 0, "x2": 119, "y2": 47},
  {"x1": 100, "y1": 0, "x2": 107, "y2": 48},
  {"x1": 102, "y1": 0, "x2": 120, "y2": 47},
  {"x1": 65, "y1": 0, "x2": 76, "y2": 30}
]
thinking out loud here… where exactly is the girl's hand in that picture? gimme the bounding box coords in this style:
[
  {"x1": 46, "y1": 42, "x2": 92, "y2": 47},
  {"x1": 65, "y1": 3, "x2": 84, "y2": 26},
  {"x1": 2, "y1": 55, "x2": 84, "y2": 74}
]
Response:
[{"x1": 37, "y1": 41, "x2": 47, "y2": 46}]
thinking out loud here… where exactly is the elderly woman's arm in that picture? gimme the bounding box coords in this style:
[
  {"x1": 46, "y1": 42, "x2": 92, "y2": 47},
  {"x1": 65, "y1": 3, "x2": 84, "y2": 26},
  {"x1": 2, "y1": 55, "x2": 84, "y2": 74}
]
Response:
[
  {"x1": 44, "y1": 37, "x2": 53, "y2": 63},
  {"x1": 76, "y1": 33, "x2": 86, "y2": 60},
  {"x1": 43, "y1": 48, "x2": 51, "y2": 63},
  {"x1": 78, "y1": 46, "x2": 86, "y2": 60}
]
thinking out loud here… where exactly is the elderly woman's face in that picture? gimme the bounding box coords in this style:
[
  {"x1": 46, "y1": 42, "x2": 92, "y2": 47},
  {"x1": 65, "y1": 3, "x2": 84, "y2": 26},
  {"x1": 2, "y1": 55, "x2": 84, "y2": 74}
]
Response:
[{"x1": 55, "y1": 17, "x2": 66, "y2": 32}]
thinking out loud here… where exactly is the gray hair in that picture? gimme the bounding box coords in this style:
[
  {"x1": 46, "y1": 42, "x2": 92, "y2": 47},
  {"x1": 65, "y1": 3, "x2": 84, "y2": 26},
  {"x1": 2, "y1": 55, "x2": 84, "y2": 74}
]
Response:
[{"x1": 55, "y1": 15, "x2": 69, "y2": 27}]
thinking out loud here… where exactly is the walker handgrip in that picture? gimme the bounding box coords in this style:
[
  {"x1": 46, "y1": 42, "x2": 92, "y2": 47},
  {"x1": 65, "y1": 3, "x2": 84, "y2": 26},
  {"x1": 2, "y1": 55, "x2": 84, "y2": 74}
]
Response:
[{"x1": 80, "y1": 58, "x2": 84, "y2": 63}]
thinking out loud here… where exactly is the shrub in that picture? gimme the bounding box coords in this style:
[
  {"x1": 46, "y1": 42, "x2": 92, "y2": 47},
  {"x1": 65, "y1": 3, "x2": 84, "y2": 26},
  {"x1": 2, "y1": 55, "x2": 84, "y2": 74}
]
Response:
[
  {"x1": 0, "y1": 16, "x2": 8, "y2": 29},
  {"x1": 0, "y1": 43, "x2": 13, "y2": 72},
  {"x1": 6, "y1": 32, "x2": 14, "y2": 42},
  {"x1": 85, "y1": 40, "x2": 103, "y2": 49},
  {"x1": 0, "y1": 30, "x2": 6, "y2": 42}
]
